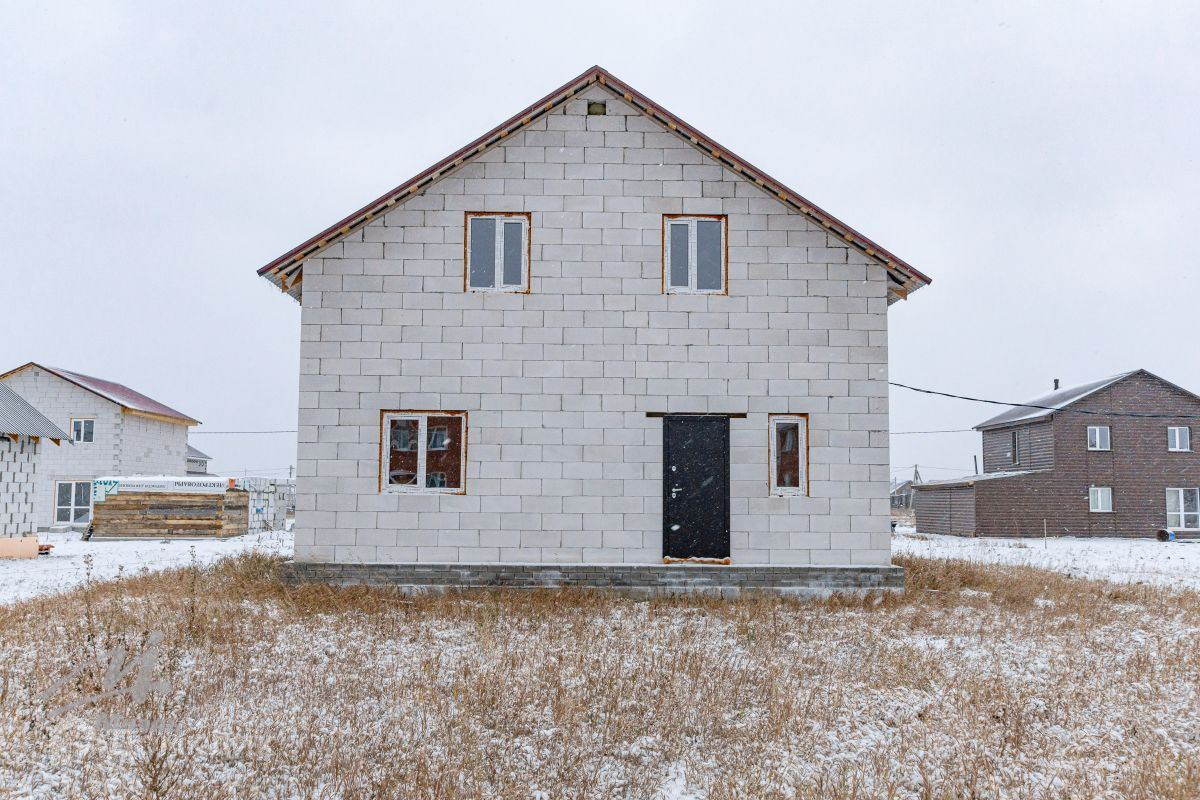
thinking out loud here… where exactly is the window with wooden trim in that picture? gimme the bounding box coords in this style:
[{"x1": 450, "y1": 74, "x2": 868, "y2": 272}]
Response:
[
  {"x1": 1086, "y1": 425, "x2": 1110, "y2": 451},
  {"x1": 1088, "y1": 486, "x2": 1112, "y2": 513},
  {"x1": 1166, "y1": 487, "x2": 1199, "y2": 529},
  {"x1": 769, "y1": 415, "x2": 808, "y2": 495},
  {"x1": 381, "y1": 412, "x2": 466, "y2": 493},
  {"x1": 663, "y1": 215, "x2": 726, "y2": 293},
  {"x1": 55, "y1": 480, "x2": 92, "y2": 523},
  {"x1": 465, "y1": 212, "x2": 530, "y2": 292},
  {"x1": 71, "y1": 418, "x2": 94, "y2": 443},
  {"x1": 1168, "y1": 426, "x2": 1190, "y2": 452}
]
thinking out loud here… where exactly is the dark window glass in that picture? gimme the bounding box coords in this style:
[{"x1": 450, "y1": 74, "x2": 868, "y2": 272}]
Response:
[
  {"x1": 669, "y1": 223, "x2": 689, "y2": 287},
  {"x1": 469, "y1": 217, "x2": 496, "y2": 288},
  {"x1": 503, "y1": 221, "x2": 523, "y2": 286},
  {"x1": 425, "y1": 416, "x2": 463, "y2": 489},
  {"x1": 388, "y1": 418, "x2": 420, "y2": 486},
  {"x1": 775, "y1": 422, "x2": 801, "y2": 488},
  {"x1": 696, "y1": 219, "x2": 723, "y2": 291}
]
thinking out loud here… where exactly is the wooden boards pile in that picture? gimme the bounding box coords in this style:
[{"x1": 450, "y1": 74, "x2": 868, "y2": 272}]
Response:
[{"x1": 91, "y1": 489, "x2": 250, "y2": 539}]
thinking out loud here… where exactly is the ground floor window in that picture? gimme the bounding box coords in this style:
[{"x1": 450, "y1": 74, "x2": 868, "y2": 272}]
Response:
[
  {"x1": 55, "y1": 480, "x2": 92, "y2": 523},
  {"x1": 1166, "y1": 487, "x2": 1200, "y2": 529},
  {"x1": 769, "y1": 414, "x2": 808, "y2": 496},
  {"x1": 1088, "y1": 486, "x2": 1112, "y2": 513},
  {"x1": 381, "y1": 411, "x2": 466, "y2": 493}
]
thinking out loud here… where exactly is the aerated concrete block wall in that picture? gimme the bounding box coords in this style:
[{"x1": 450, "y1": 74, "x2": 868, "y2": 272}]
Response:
[
  {"x1": 0, "y1": 436, "x2": 40, "y2": 537},
  {"x1": 293, "y1": 85, "x2": 891, "y2": 566},
  {"x1": 0, "y1": 368, "x2": 188, "y2": 529}
]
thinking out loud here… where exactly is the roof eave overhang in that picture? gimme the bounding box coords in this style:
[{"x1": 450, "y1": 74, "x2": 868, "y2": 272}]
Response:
[{"x1": 257, "y1": 66, "x2": 931, "y2": 305}]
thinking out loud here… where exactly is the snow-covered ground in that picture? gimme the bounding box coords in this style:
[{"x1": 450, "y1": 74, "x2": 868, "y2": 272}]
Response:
[
  {"x1": 894, "y1": 527, "x2": 1200, "y2": 591},
  {"x1": 0, "y1": 528, "x2": 293, "y2": 604}
]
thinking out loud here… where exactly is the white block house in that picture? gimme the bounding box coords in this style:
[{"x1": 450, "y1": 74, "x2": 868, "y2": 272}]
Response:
[
  {"x1": 258, "y1": 66, "x2": 931, "y2": 592},
  {"x1": 0, "y1": 363, "x2": 198, "y2": 529},
  {"x1": 0, "y1": 383, "x2": 70, "y2": 538}
]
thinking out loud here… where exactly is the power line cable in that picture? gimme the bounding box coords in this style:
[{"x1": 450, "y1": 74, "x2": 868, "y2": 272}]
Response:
[{"x1": 890, "y1": 381, "x2": 1200, "y2": 420}]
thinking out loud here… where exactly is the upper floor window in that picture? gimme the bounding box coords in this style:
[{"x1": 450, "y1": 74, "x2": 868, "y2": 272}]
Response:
[
  {"x1": 663, "y1": 215, "x2": 726, "y2": 294},
  {"x1": 381, "y1": 411, "x2": 466, "y2": 493},
  {"x1": 1087, "y1": 425, "x2": 1110, "y2": 451},
  {"x1": 769, "y1": 415, "x2": 808, "y2": 495},
  {"x1": 1008, "y1": 430, "x2": 1020, "y2": 464},
  {"x1": 1168, "y1": 426, "x2": 1191, "y2": 452},
  {"x1": 71, "y1": 419, "x2": 94, "y2": 443},
  {"x1": 1089, "y1": 486, "x2": 1113, "y2": 513},
  {"x1": 465, "y1": 212, "x2": 530, "y2": 293}
]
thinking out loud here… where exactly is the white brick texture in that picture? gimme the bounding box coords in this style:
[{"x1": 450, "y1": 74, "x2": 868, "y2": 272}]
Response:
[{"x1": 293, "y1": 86, "x2": 892, "y2": 566}]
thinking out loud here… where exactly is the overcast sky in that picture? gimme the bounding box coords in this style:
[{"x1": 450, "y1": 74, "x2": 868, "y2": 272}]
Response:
[{"x1": 3, "y1": 1, "x2": 1197, "y2": 481}]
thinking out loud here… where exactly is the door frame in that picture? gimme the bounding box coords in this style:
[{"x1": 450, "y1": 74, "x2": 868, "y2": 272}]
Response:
[{"x1": 660, "y1": 413, "x2": 734, "y2": 564}]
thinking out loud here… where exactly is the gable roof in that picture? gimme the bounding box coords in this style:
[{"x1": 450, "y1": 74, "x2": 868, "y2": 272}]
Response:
[
  {"x1": 971, "y1": 370, "x2": 1188, "y2": 430},
  {"x1": 0, "y1": 363, "x2": 199, "y2": 426},
  {"x1": 0, "y1": 383, "x2": 70, "y2": 441},
  {"x1": 187, "y1": 444, "x2": 211, "y2": 460},
  {"x1": 257, "y1": 65, "x2": 931, "y2": 304}
]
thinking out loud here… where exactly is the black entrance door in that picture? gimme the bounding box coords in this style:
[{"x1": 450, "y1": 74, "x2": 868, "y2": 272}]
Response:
[{"x1": 662, "y1": 415, "x2": 730, "y2": 560}]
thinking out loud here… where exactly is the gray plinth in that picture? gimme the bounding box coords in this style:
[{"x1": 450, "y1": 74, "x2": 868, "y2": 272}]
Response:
[{"x1": 279, "y1": 561, "x2": 904, "y2": 598}]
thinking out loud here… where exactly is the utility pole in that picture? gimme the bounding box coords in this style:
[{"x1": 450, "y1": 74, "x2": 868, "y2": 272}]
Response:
[
  {"x1": 973, "y1": 455, "x2": 979, "y2": 475},
  {"x1": 288, "y1": 465, "x2": 294, "y2": 481}
]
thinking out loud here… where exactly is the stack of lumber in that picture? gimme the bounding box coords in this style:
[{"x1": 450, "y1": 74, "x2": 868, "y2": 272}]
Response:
[{"x1": 91, "y1": 489, "x2": 249, "y2": 539}]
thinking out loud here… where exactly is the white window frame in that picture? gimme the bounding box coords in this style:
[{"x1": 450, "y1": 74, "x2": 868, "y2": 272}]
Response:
[
  {"x1": 1086, "y1": 425, "x2": 1110, "y2": 451},
  {"x1": 1168, "y1": 426, "x2": 1191, "y2": 452},
  {"x1": 380, "y1": 411, "x2": 466, "y2": 494},
  {"x1": 465, "y1": 212, "x2": 529, "y2": 293},
  {"x1": 1088, "y1": 486, "x2": 1113, "y2": 513},
  {"x1": 54, "y1": 480, "x2": 93, "y2": 523},
  {"x1": 663, "y1": 215, "x2": 727, "y2": 294},
  {"x1": 768, "y1": 415, "x2": 808, "y2": 496},
  {"x1": 71, "y1": 418, "x2": 94, "y2": 443},
  {"x1": 1166, "y1": 487, "x2": 1200, "y2": 530}
]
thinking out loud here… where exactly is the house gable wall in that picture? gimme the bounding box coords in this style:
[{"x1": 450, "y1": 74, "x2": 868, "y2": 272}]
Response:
[{"x1": 294, "y1": 86, "x2": 892, "y2": 566}]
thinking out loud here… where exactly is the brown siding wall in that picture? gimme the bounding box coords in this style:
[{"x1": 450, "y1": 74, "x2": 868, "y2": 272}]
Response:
[
  {"x1": 972, "y1": 373, "x2": 1200, "y2": 538},
  {"x1": 913, "y1": 486, "x2": 976, "y2": 535},
  {"x1": 982, "y1": 421, "x2": 1054, "y2": 473}
]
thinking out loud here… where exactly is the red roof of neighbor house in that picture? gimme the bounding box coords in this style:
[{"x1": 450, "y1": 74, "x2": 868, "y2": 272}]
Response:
[
  {"x1": 257, "y1": 65, "x2": 932, "y2": 303},
  {"x1": 0, "y1": 363, "x2": 199, "y2": 425}
]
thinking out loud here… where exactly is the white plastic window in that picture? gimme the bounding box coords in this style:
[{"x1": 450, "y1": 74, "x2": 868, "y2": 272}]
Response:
[
  {"x1": 467, "y1": 214, "x2": 528, "y2": 292},
  {"x1": 1166, "y1": 488, "x2": 1200, "y2": 529},
  {"x1": 769, "y1": 416, "x2": 808, "y2": 496},
  {"x1": 1086, "y1": 425, "x2": 1110, "y2": 451},
  {"x1": 382, "y1": 412, "x2": 465, "y2": 493},
  {"x1": 1168, "y1": 426, "x2": 1190, "y2": 452},
  {"x1": 664, "y1": 216, "x2": 726, "y2": 293},
  {"x1": 55, "y1": 480, "x2": 92, "y2": 523},
  {"x1": 71, "y1": 419, "x2": 94, "y2": 443},
  {"x1": 1088, "y1": 486, "x2": 1112, "y2": 513}
]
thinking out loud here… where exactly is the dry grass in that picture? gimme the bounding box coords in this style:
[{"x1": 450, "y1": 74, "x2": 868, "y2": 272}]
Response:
[{"x1": 2, "y1": 553, "x2": 1199, "y2": 799}]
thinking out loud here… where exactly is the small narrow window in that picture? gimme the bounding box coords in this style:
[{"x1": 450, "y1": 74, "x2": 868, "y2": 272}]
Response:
[
  {"x1": 55, "y1": 480, "x2": 92, "y2": 523},
  {"x1": 1166, "y1": 487, "x2": 1200, "y2": 529},
  {"x1": 663, "y1": 216, "x2": 727, "y2": 294},
  {"x1": 382, "y1": 411, "x2": 466, "y2": 493},
  {"x1": 1087, "y1": 425, "x2": 1110, "y2": 451},
  {"x1": 769, "y1": 415, "x2": 808, "y2": 496},
  {"x1": 1088, "y1": 486, "x2": 1113, "y2": 513},
  {"x1": 1168, "y1": 426, "x2": 1190, "y2": 452},
  {"x1": 466, "y1": 213, "x2": 530, "y2": 292},
  {"x1": 71, "y1": 419, "x2": 94, "y2": 443},
  {"x1": 1009, "y1": 430, "x2": 1020, "y2": 464}
]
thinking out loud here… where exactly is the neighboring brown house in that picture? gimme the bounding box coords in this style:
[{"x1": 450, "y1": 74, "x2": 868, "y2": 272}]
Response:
[{"x1": 914, "y1": 370, "x2": 1200, "y2": 538}]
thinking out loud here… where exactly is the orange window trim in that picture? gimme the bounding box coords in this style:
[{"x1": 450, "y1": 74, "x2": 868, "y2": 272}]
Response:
[{"x1": 767, "y1": 413, "x2": 810, "y2": 497}]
